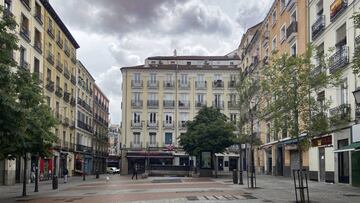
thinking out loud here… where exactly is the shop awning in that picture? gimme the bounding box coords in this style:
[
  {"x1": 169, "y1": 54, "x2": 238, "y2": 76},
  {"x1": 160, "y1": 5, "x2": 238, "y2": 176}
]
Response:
[{"x1": 334, "y1": 142, "x2": 360, "y2": 153}]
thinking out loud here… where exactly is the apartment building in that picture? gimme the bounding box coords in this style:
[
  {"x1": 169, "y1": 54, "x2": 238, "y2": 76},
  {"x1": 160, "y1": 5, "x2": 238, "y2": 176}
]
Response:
[
  {"x1": 308, "y1": 0, "x2": 360, "y2": 186},
  {"x1": 238, "y1": 0, "x2": 310, "y2": 178},
  {"x1": 107, "y1": 124, "x2": 121, "y2": 169},
  {"x1": 41, "y1": 0, "x2": 79, "y2": 178},
  {"x1": 120, "y1": 53, "x2": 241, "y2": 174},
  {"x1": 0, "y1": 0, "x2": 45, "y2": 185},
  {"x1": 74, "y1": 61, "x2": 95, "y2": 175},
  {"x1": 93, "y1": 84, "x2": 110, "y2": 174}
]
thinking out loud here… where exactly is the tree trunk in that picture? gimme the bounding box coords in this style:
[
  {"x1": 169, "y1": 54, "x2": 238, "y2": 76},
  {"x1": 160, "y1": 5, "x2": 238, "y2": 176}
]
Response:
[
  {"x1": 22, "y1": 154, "x2": 27, "y2": 197},
  {"x1": 34, "y1": 156, "x2": 39, "y2": 192}
]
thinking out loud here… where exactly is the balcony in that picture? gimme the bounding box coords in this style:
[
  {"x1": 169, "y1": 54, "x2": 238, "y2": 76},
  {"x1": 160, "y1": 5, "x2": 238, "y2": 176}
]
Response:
[
  {"x1": 312, "y1": 15, "x2": 325, "y2": 40},
  {"x1": 213, "y1": 101, "x2": 224, "y2": 109},
  {"x1": 63, "y1": 117, "x2": 70, "y2": 127},
  {"x1": 64, "y1": 67, "x2": 70, "y2": 79},
  {"x1": 131, "y1": 120, "x2": 143, "y2": 129},
  {"x1": 70, "y1": 97, "x2": 76, "y2": 107},
  {"x1": 47, "y1": 52, "x2": 54, "y2": 65},
  {"x1": 63, "y1": 91, "x2": 70, "y2": 103},
  {"x1": 329, "y1": 104, "x2": 351, "y2": 125},
  {"x1": 76, "y1": 144, "x2": 92, "y2": 153},
  {"x1": 163, "y1": 81, "x2": 175, "y2": 89},
  {"x1": 56, "y1": 37, "x2": 63, "y2": 49},
  {"x1": 3, "y1": 7, "x2": 13, "y2": 19},
  {"x1": 131, "y1": 80, "x2": 143, "y2": 89},
  {"x1": 20, "y1": 0, "x2": 31, "y2": 11},
  {"x1": 20, "y1": 26, "x2": 31, "y2": 43},
  {"x1": 179, "y1": 121, "x2": 187, "y2": 130},
  {"x1": 64, "y1": 47, "x2": 70, "y2": 57},
  {"x1": 20, "y1": 60, "x2": 29, "y2": 70},
  {"x1": 330, "y1": 0, "x2": 347, "y2": 22},
  {"x1": 212, "y1": 80, "x2": 224, "y2": 89},
  {"x1": 56, "y1": 60, "x2": 63, "y2": 72},
  {"x1": 146, "y1": 142, "x2": 159, "y2": 148},
  {"x1": 163, "y1": 100, "x2": 175, "y2": 108},
  {"x1": 163, "y1": 121, "x2": 174, "y2": 129},
  {"x1": 228, "y1": 101, "x2": 238, "y2": 110},
  {"x1": 71, "y1": 56, "x2": 77, "y2": 64},
  {"x1": 131, "y1": 100, "x2": 143, "y2": 109},
  {"x1": 179, "y1": 82, "x2": 190, "y2": 90},
  {"x1": 286, "y1": 0, "x2": 296, "y2": 11},
  {"x1": 178, "y1": 100, "x2": 190, "y2": 109},
  {"x1": 34, "y1": 12, "x2": 43, "y2": 25},
  {"x1": 71, "y1": 74, "x2": 76, "y2": 85},
  {"x1": 77, "y1": 120, "x2": 93, "y2": 133},
  {"x1": 47, "y1": 27, "x2": 54, "y2": 39},
  {"x1": 55, "y1": 86, "x2": 63, "y2": 98},
  {"x1": 147, "y1": 100, "x2": 159, "y2": 108},
  {"x1": 130, "y1": 142, "x2": 142, "y2": 150},
  {"x1": 228, "y1": 81, "x2": 237, "y2": 89},
  {"x1": 46, "y1": 78, "x2": 54, "y2": 92},
  {"x1": 286, "y1": 21, "x2": 298, "y2": 41},
  {"x1": 34, "y1": 41, "x2": 42, "y2": 54},
  {"x1": 312, "y1": 65, "x2": 324, "y2": 77},
  {"x1": 147, "y1": 81, "x2": 159, "y2": 89},
  {"x1": 195, "y1": 81, "x2": 207, "y2": 90},
  {"x1": 329, "y1": 46, "x2": 349, "y2": 74},
  {"x1": 147, "y1": 121, "x2": 158, "y2": 129},
  {"x1": 69, "y1": 119, "x2": 76, "y2": 129},
  {"x1": 77, "y1": 97, "x2": 92, "y2": 113},
  {"x1": 195, "y1": 101, "x2": 207, "y2": 108},
  {"x1": 34, "y1": 72, "x2": 43, "y2": 83}
]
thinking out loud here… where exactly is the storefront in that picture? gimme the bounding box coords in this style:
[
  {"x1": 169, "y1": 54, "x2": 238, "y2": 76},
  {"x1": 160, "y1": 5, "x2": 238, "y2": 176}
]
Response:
[{"x1": 126, "y1": 151, "x2": 173, "y2": 174}]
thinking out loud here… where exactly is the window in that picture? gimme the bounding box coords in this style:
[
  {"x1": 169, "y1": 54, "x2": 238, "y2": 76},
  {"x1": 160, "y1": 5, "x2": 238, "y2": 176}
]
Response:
[
  {"x1": 280, "y1": 0, "x2": 286, "y2": 13},
  {"x1": 148, "y1": 93, "x2": 157, "y2": 101},
  {"x1": 133, "y1": 73, "x2": 141, "y2": 83},
  {"x1": 20, "y1": 46, "x2": 27, "y2": 68},
  {"x1": 229, "y1": 94, "x2": 236, "y2": 102},
  {"x1": 317, "y1": 91, "x2": 325, "y2": 109},
  {"x1": 165, "y1": 133, "x2": 173, "y2": 145},
  {"x1": 151, "y1": 61, "x2": 156, "y2": 64},
  {"x1": 266, "y1": 123, "x2": 271, "y2": 143},
  {"x1": 280, "y1": 24, "x2": 286, "y2": 43},
  {"x1": 165, "y1": 74, "x2": 173, "y2": 83},
  {"x1": 171, "y1": 61, "x2": 175, "y2": 64},
  {"x1": 316, "y1": 0, "x2": 324, "y2": 17},
  {"x1": 340, "y1": 79, "x2": 348, "y2": 105},
  {"x1": 230, "y1": 114, "x2": 237, "y2": 122},
  {"x1": 34, "y1": 58, "x2": 40, "y2": 76},
  {"x1": 149, "y1": 112, "x2": 156, "y2": 123},
  {"x1": 290, "y1": 42, "x2": 297, "y2": 56},
  {"x1": 214, "y1": 94, "x2": 222, "y2": 107},
  {"x1": 214, "y1": 74, "x2": 222, "y2": 81},
  {"x1": 196, "y1": 94, "x2": 204, "y2": 103},
  {"x1": 35, "y1": 2, "x2": 42, "y2": 18},
  {"x1": 197, "y1": 74, "x2": 205, "y2": 87},
  {"x1": 149, "y1": 73, "x2": 156, "y2": 84},
  {"x1": 272, "y1": 37, "x2": 277, "y2": 51},
  {"x1": 149, "y1": 133, "x2": 156, "y2": 145},
  {"x1": 47, "y1": 68, "x2": 51, "y2": 79},
  {"x1": 133, "y1": 132, "x2": 140, "y2": 145},
  {"x1": 179, "y1": 94, "x2": 188, "y2": 103},
  {"x1": 187, "y1": 61, "x2": 191, "y2": 65},
  {"x1": 133, "y1": 92, "x2": 140, "y2": 102},
  {"x1": 180, "y1": 74, "x2": 188, "y2": 86},
  {"x1": 180, "y1": 112, "x2": 189, "y2": 122},
  {"x1": 336, "y1": 23, "x2": 347, "y2": 49},
  {"x1": 4, "y1": 0, "x2": 11, "y2": 11},
  {"x1": 133, "y1": 112, "x2": 141, "y2": 123},
  {"x1": 46, "y1": 96, "x2": 51, "y2": 106},
  {"x1": 272, "y1": 9, "x2": 277, "y2": 25},
  {"x1": 165, "y1": 113, "x2": 173, "y2": 124}
]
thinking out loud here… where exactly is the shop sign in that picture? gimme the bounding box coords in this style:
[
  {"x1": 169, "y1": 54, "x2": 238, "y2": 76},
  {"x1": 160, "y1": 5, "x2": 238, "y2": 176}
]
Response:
[{"x1": 311, "y1": 135, "x2": 332, "y2": 147}]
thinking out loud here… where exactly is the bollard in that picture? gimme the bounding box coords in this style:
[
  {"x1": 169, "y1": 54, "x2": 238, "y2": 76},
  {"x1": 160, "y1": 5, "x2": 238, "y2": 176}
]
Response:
[
  {"x1": 96, "y1": 170, "x2": 99, "y2": 179},
  {"x1": 52, "y1": 176, "x2": 58, "y2": 190},
  {"x1": 233, "y1": 169, "x2": 238, "y2": 184}
]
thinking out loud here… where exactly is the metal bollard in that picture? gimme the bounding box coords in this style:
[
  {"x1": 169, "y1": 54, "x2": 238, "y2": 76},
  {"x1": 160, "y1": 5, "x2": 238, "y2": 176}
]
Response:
[
  {"x1": 233, "y1": 169, "x2": 238, "y2": 184},
  {"x1": 52, "y1": 176, "x2": 58, "y2": 190},
  {"x1": 96, "y1": 170, "x2": 99, "y2": 179}
]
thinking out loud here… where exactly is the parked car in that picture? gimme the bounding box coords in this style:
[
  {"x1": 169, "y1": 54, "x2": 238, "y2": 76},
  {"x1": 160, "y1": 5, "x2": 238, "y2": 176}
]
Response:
[{"x1": 107, "y1": 167, "x2": 120, "y2": 174}]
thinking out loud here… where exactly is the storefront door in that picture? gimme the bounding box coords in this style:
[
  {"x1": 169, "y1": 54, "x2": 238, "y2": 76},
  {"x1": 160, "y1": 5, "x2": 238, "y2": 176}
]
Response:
[
  {"x1": 319, "y1": 147, "x2": 325, "y2": 181},
  {"x1": 338, "y1": 139, "x2": 349, "y2": 183},
  {"x1": 276, "y1": 146, "x2": 283, "y2": 176}
]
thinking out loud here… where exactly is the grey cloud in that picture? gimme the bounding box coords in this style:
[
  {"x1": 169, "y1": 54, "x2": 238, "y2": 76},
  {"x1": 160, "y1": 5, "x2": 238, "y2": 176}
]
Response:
[{"x1": 235, "y1": 0, "x2": 273, "y2": 29}]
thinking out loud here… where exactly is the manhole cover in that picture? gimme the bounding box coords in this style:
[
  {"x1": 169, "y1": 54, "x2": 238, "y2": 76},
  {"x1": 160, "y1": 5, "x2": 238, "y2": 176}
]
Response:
[
  {"x1": 186, "y1": 196, "x2": 199, "y2": 201},
  {"x1": 151, "y1": 179, "x2": 182, "y2": 183}
]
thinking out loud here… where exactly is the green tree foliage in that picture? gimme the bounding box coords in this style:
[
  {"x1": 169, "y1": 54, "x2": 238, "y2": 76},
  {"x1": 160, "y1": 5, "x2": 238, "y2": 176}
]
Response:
[
  {"x1": 353, "y1": 12, "x2": 360, "y2": 74},
  {"x1": 179, "y1": 106, "x2": 236, "y2": 156},
  {"x1": 261, "y1": 45, "x2": 337, "y2": 168},
  {"x1": 0, "y1": 7, "x2": 57, "y2": 196}
]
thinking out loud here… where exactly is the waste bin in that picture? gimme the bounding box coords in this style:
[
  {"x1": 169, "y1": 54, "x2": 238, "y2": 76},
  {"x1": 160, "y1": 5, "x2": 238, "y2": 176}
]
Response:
[
  {"x1": 96, "y1": 170, "x2": 99, "y2": 179},
  {"x1": 233, "y1": 169, "x2": 238, "y2": 184},
  {"x1": 52, "y1": 176, "x2": 58, "y2": 190}
]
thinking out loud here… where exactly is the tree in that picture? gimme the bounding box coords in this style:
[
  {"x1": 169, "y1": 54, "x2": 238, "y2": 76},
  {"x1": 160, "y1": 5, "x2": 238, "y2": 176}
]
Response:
[
  {"x1": 0, "y1": 7, "x2": 57, "y2": 196},
  {"x1": 236, "y1": 60, "x2": 262, "y2": 187},
  {"x1": 261, "y1": 45, "x2": 337, "y2": 202},
  {"x1": 179, "y1": 106, "x2": 236, "y2": 176}
]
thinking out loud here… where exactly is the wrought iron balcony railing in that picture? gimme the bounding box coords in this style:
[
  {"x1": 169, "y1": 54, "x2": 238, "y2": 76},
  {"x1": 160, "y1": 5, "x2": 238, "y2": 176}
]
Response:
[
  {"x1": 329, "y1": 46, "x2": 349, "y2": 74},
  {"x1": 312, "y1": 15, "x2": 325, "y2": 40}
]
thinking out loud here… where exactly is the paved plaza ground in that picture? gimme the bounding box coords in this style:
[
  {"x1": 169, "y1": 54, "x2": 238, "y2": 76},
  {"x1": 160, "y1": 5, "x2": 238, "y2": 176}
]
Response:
[{"x1": 0, "y1": 173, "x2": 359, "y2": 203}]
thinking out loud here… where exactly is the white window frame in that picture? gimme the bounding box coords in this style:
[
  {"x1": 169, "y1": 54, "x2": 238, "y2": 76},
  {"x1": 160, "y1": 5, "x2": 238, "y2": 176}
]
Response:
[
  {"x1": 272, "y1": 9, "x2": 277, "y2": 26},
  {"x1": 290, "y1": 41, "x2": 297, "y2": 56},
  {"x1": 272, "y1": 36, "x2": 277, "y2": 51},
  {"x1": 280, "y1": 24, "x2": 286, "y2": 43}
]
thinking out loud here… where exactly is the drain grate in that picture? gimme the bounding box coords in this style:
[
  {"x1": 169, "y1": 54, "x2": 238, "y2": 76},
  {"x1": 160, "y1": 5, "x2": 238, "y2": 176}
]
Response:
[{"x1": 186, "y1": 196, "x2": 199, "y2": 201}]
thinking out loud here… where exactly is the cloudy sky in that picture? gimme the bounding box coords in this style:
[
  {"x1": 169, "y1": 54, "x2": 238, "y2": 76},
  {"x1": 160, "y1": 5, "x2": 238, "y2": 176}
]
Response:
[{"x1": 50, "y1": 0, "x2": 273, "y2": 124}]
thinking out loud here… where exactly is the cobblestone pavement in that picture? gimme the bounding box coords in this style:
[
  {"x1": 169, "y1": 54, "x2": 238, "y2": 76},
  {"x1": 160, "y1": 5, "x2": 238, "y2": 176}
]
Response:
[{"x1": 0, "y1": 174, "x2": 359, "y2": 202}]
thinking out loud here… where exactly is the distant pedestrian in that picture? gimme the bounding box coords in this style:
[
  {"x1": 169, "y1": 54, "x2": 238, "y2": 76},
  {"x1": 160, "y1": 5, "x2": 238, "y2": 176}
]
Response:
[
  {"x1": 132, "y1": 163, "x2": 138, "y2": 180},
  {"x1": 63, "y1": 168, "x2": 68, "y2": 183}
]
